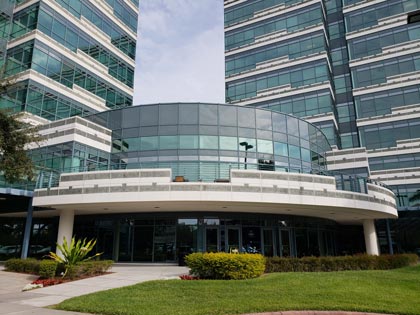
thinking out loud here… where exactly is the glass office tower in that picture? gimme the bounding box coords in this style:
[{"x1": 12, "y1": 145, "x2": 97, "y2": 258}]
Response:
[
  {"x1": 0, "y1": 0, "x2": 137, "y2": 121},
  {"x1": 0, "y1": 0, "x2": 139, "y2": 258},
  {"x1": 224, "y1": 0, "x2": 420, "y2": 253},
  {"x1": 0, "y1": 0, "x2": 138, "y2": 181}
]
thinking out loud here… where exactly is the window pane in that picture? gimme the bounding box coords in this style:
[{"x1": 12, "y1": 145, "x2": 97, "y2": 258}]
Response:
[
  {"x1": 220, "y1": 136, "x2": 238, "y2": 150},
  {"x1": 257, "y1": 139, "x2": 273, "y2": 154},
  {"x1": 200, "y1": 136, "x2": 218, "y2": 149},
  {"x1": 159, "y1": 136, "x2": 178, "y2": 150},
  {"x1": 180, "y1": 135, "x2": 199, "y2": 149}
]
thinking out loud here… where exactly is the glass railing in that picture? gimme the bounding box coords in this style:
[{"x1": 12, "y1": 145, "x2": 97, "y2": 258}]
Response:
[
  {"x1": 0, "y1": 167, "x2": 61, "y2": 193},
  {"x1": 28, "y1": 161, "x2": 393, "y2": 196}
]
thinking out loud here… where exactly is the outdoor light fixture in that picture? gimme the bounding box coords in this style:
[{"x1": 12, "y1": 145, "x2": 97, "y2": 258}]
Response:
[{"x1": 240, "y1": 141, "x2": 253, "y2": 169}]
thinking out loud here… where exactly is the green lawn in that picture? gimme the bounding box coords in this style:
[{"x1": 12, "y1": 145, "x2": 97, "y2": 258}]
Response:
[{"x1": 56, "y1": 265, "x2": 420, "y2": 315}]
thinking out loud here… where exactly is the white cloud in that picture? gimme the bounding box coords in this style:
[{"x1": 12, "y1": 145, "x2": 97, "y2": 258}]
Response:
[{"x1": 134, "y1": 0, "x2": 225, "y2": 105}]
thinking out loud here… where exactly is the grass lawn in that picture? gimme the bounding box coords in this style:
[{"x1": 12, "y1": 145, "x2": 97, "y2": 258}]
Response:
[{"x1": 56, "y1": 264, "x2": 420, "y2": 315}]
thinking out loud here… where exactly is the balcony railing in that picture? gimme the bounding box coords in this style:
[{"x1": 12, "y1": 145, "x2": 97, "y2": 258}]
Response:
[{"x1": 27, "y1": 162, "x2": 392, "y2": 196}]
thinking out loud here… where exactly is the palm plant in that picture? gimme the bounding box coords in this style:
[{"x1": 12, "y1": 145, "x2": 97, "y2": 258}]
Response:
[{"x1": 47, "y1": 237, "x2": 102, "y2": 277}]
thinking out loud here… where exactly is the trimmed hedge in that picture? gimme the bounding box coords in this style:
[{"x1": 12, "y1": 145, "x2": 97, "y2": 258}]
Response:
[
  {"x1": 39, "y1": 260, "x2": 58, "y2": 279},
  {"x1": 265, "y1": 254, "x2": 418, "y2": 273},
  {"x1": 5, "y1": 258, "x2": 113, "y2": 279},
  {"x1": 66, "y1": 260, "x2": 114, "y2": 279},
  {"x1": 5, "y1": 258, "x2": 40, "y2": 274},
  {"x1": 185, "y1": 252, "x2": 265, "y2": 280}
]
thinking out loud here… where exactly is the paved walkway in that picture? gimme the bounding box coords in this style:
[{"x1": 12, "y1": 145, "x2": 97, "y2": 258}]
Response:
[{"x1": 0, "y1": 264, "x2": 189, "y2": 315}]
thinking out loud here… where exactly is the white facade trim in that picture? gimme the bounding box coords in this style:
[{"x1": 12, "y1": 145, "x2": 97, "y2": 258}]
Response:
[
  {"x1": 33, "y1": 169, "x2": 397, "y2": 224},
  {"x1": 303, "y1": 112, "x2": 338, "y2": 130},
  {"x1": 350, "y1": 41, "x2": 420, "y2": 67},
  {"x1": 226, "y1": 52, "x2": 330, "y2": 82},
  {"x1": 7, "y1": 70, "x2": 108, "y2": 112},
  {"x1": 225, "y1": 24, "x2": 325, "y2": 56},
  {"x1": 36, "y1": 0, "x2": 136, "y2": 67},
  {"x1": 123, "y1": 0, "x2": 139, "y2": 13},
  {"x1": 352, "y1": 72, "x2": 420, "y2": 96},
  {"x1": 224, "y1": 0, "x2": 247, "y2": 9},
  {"x1": 26, "y1": 116, "x2": 112, "y2": 152},
  {"x1": 27, "y1": 31, "x2": 132, "y2": 95},
  {"x1": 225, "y1": 0, "x2": 323, "y2": 32},
  {"x1": 230, "y1": 81, "x2": 334, "y2": 106},
  {"x1": 87, "y1": 0, "x2": 136, "y2": 40},
  {"x1": 357, "y1": 106, "x2": 420, "y2": 127},
  {"x1": 345, "y1": 14, "x2": 407, "y2": 40},
  {"x1": 368, "y1": 147, "x2": 420, "y2": 158},
  {"x1": 370, "y1": 169, "x2": 420, "y2": 185},
  {"x1": 13, "y1": 0, "x2": 40, "y2": 13},
  {"x1": 343, "y1": 0, "x2": 387, "y2": 13},
  {"x1": 18, "y1": 111, "x2": 51, "y2": 126}
]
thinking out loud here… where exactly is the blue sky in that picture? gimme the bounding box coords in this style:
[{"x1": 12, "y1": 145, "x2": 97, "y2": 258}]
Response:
[{"x1": 134, "y1": 0, "x2": 225, "y2": 105}]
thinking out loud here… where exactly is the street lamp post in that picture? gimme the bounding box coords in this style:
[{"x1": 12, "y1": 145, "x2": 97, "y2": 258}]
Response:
[{"x1": 240, "y1": 141, "x2": 253, "y2": 170}]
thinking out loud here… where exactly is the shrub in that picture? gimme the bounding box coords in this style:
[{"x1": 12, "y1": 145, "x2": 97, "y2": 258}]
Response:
[
  {"x1": 77, "y1": 260, "x2": 114, "y2": 276},
  {"x1": 65, "y1": 260, "x2": 113, "y2": 280},
  {"x1": 5, "y1": 258, "x2": 25, "y2": 273},
  {"x1": 185, "y1": 252, "x2": 265, "y2": 280},
  {"x1": 265, "y1": 254, "x2": 418, "y2": 273},
  {"x1": 39, "y1": 260, "x2": 58, "y2": 279},
  {"x1": 23, "y1": 258, "x2": 40, "y2": 274},
  {"x1": 5, "y1": 258, "x2": 39, "y2": 274}
]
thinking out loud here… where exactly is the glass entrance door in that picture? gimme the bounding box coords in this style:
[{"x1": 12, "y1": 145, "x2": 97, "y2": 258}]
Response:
[
  {"x1": 262, "y1": 228, "x2": 275, "y2": 256},
  {"x1": 226, "y1": 227, "x2": 240, "y2": 253},
  {"x1": 279, "y1": 229, "x2": 291, "y2": 257},
  {"x1": 132, "y1": 226, "x2": 154, "y2": 261},
  {"x1": 205, "y1": 227, "x2": 219, "y2": 252}
]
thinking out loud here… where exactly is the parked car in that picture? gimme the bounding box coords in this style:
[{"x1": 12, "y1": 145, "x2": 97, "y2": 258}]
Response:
[{"x1": 0, "y1": 245, "x2": 21, "y2": 254}]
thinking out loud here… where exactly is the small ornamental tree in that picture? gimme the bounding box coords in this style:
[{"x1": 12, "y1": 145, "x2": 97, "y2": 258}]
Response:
[
  {"x1": 47, "y1": 237, "x2": 102, "y2": 277},
  {"x1": 0, "y1": 109, "x2": 40, "y2": 183}
]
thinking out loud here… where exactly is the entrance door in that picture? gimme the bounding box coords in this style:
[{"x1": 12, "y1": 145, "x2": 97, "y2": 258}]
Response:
[
  {"x1": 132, "y1": 226, "x2": 154, "y2": 261},
  {"x1": 226, "y1": 227, "x2": 240, "y2": 253},
  {"x1": 262, "y1": 228, "x2": 275, "y2": 256},
  {"x1": 279, "y1": 229, "x2": 291, "y2": 257},
  {"x1": 205, "y1": 227, "x2": 219, "y2": 252}
]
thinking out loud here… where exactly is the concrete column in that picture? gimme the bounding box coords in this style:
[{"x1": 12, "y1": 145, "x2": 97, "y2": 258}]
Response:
[
  {"x1": 56, "y1": 210, "x2": 75, "y2": 256},
  {"x1": 21, "y1": 198, "x2": 34, "y2": 259},
  {"x1": 363, "y1": 219, "x2": 379, "y2": 256}
]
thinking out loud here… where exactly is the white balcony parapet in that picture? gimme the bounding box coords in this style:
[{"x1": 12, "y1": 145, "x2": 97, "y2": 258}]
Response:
[{"x1": 33, "y1": 169, "x2": 397, "y2": 224}]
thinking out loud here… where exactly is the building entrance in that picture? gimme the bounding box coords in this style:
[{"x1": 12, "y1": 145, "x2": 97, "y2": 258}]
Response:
[{"x1": 71, "y1": 213, "x2": 338, "y2": 263}]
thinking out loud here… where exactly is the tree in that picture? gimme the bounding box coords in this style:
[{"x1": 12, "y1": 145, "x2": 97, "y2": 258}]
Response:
[{"x1": 0, "y1": 109, "x2": 39, "y2": 183}]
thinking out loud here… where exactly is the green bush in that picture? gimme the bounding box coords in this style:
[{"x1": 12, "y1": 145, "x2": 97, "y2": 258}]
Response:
[
  {"x1": 185, "y1": 252, "x2": 265, "y2": 280},
  {"x1": 77, "y1": 260, "x2": 114, "y2": 277},
  {"x1": 39, "y1": 260, "x2": 58, "y2": 279},
  {"x1": 5, "y1": 258, "x2": 25, "y2": 273},
  {"x1": 65, "y1": 260, "x2": 114, "y2": 280},
  {"x1": 5, "y1": 258, "x2": 39, "y2": 274},
  {"x1": 24, "y1": 258, "x2": 40, "y2": 274},
  {"x1": 265, "y1": 254, "x2": 418, "y2": 273}
]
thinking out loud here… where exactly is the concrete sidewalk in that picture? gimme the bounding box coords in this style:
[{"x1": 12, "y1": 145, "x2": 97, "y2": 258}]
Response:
[{"x1": 0, "y1": 264, "x2": 189, "y2": 315}]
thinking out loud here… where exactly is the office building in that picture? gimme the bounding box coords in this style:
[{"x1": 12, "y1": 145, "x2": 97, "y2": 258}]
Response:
[
  {"x1": 0, "y1": 0, "x2": 404, "y2": 262},
  {"x1": 224, "y1": 0, "x2": 420, "y2": 253}
]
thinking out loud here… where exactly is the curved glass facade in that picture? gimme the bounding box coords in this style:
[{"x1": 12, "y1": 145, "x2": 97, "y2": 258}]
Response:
[{"x1": 87, "y1": 103, "x2": 331, "y2": 182}]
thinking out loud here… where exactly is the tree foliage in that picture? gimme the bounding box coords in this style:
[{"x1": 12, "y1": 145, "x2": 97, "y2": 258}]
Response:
[{"x1": 0, "y1": 109, "x2": 39, "y2": 183}]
